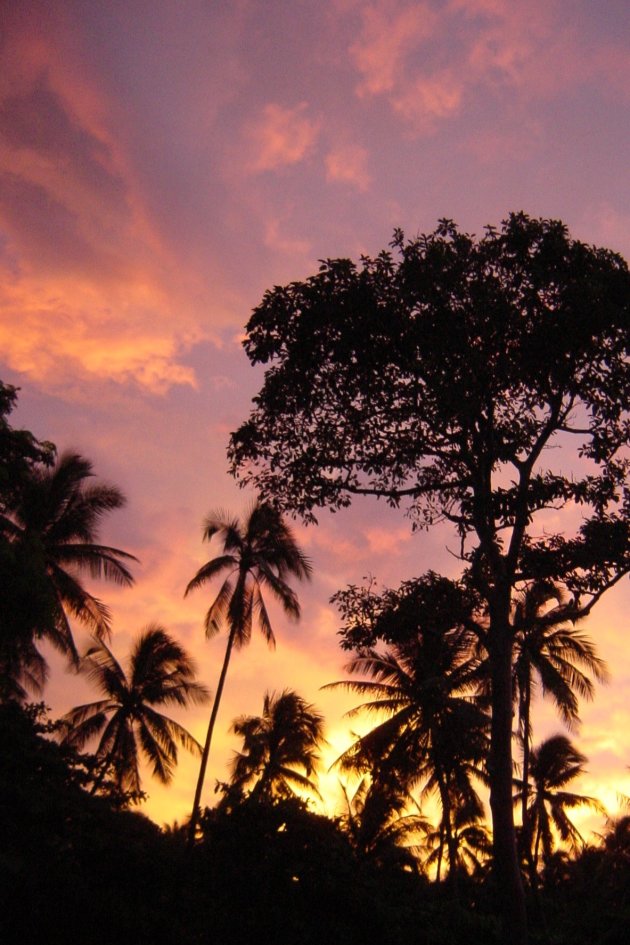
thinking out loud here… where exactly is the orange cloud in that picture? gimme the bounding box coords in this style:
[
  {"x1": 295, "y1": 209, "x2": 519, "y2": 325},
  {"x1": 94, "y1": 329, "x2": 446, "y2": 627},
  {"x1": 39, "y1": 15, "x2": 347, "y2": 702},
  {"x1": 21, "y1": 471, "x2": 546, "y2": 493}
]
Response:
[
  {"x1": 325, "y1": 144, "x2": 371, "y2": 191},
  {"x1": 0, "y1": 18, "x2": 228, "y2": 395},
  {"x1": 248, "y1": 102, "x2": 320, "y2": 172}
]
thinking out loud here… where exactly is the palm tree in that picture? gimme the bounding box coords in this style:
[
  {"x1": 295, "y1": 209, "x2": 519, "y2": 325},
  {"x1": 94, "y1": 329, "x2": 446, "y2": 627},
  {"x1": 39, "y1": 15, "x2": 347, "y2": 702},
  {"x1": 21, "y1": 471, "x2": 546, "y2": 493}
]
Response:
[
  {"x1": 0, "y1": 451, "x2": 137, "y2": 684},
  {"x1": 326, "y1": 625, "x2": 489, "y2": 884},
  {"x1": 517, "y1": 734, "x2": 604, "y2": 871},
  {"x1": 424, "y1": 795, "x2": 491, "y2": 881},
  {"x1": 184, "y1": 501, "x2": 311, "y2": 840},
  {"x1": 228, "y1": 689, "x2": 324, "y2": 802},
  {"x1": 60, "y1": 625, "x2": 209, "y2": 796},
  {"x1": 512, "y1": 580, "x2": 608, "y2": 830},
  {"x1": 338, "y1": 775, "x2": 428, "y2": 871}
]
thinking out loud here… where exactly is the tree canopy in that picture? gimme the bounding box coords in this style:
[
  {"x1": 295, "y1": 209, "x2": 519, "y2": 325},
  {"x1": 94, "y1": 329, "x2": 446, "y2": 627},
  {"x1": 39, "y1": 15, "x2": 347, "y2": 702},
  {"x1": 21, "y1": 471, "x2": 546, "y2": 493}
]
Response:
[{"x1": 229, "y1": 212, "x2": 630, "y2": 943}]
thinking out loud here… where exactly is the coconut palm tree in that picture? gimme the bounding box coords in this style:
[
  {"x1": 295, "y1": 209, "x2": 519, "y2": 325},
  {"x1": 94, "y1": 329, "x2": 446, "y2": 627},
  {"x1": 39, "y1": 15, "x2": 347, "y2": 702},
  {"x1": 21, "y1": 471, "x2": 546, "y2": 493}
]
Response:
[
  {"x1": 424, "y1": 795, "x2": 491, "y2": 881},
  {"x1": 0, "y1": 451, "x2": 137, "y2": 682},
  {"x1": 517, "y1": 734, "x2": 604, "y2": 871},
  {"x1": 327, "y1": 624, "x2": 489, "y2": 882},
  {"x1": 228, "y1": 689, "x2": 324, "y2": 801},
  {"x1": 60, "y1": 625, "x2": 209, "y2": 796},
  {"x1": 184, "y1": 501, "x2": 311, "y2": 840},
  {"x1": 511, "y1": 580, "x2": 608, "y2": 830},
  {"x1": 338, "y1": 775, "x2": 428, "y2": 871}
]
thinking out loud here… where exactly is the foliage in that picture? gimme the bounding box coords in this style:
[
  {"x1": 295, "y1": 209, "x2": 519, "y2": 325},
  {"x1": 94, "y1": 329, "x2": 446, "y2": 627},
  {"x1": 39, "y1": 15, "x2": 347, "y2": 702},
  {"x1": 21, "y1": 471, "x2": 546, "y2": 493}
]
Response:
[
  {"x1": 0, "y1": 381, "x2": 54, "y2": 509},
  {"x1": 60, "y1": 625, "x2": 209, "y2": 795},
  {"x1": 227, "y1": 688, "x2": 325, "y2": 801},
  {"x1": 328, "y1": 580, "x2": 489, "y2": 887},
  {"x1": 0, "y1": 450, "x2": 137, "y2": 698}
]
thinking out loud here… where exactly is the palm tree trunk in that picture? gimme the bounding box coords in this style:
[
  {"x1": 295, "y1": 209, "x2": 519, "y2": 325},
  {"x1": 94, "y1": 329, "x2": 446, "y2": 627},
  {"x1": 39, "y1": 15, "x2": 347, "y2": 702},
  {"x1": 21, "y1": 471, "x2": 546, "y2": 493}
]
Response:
[
  {"x1": 520, "y1": 667, "x2": 532, "y2": 832},
  {"x1": 187, "y1": 627, "x2": 236, "y2": 845}
]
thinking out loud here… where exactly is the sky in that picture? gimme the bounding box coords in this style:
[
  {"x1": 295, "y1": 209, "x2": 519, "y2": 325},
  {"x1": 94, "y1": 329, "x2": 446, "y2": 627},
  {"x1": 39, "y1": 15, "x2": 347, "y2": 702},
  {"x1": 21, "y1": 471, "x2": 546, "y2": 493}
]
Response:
[{"x1": 1, "y1": 0, "x2": 629, "y2": 832}]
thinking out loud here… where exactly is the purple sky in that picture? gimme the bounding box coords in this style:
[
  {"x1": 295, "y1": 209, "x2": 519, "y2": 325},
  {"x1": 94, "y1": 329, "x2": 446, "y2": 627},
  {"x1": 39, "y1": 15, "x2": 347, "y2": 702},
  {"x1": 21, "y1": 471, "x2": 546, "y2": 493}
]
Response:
[{"x1": 1, "y1": 0, "x2": 629, "y2": 827}]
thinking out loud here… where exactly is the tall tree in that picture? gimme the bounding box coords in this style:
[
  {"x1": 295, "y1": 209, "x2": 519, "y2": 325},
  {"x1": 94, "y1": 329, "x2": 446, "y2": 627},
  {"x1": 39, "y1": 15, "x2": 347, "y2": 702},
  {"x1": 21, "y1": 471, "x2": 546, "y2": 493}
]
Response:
[
  {"x1": 511, "y1": 580, "x2": 608, "y2": 831},
  {"x1": 1, "y1": 450, "x2": 137, "y2": 696},
  {"x1": 61, "y1": 625, "x2": 209, "y2": 796},
  {"x1": 228, "y1": 688, "x2": 324, "y2": 801},
  {"x1": 185, "y1": 501, "x2": 311, "y2": 840},
  {"x1": 229, "y1": 213, "x2": 630, "y2": 943}
]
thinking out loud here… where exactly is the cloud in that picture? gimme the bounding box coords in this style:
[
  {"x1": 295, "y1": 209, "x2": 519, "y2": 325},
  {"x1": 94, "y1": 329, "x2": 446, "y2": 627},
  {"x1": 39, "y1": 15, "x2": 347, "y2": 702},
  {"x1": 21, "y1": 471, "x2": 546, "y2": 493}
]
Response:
[
  {"x1": 392, "y1": 71, "x2": 464, "y2": 131},
  {"x1": 347, "y1": 0, "x2": 630, "y2": 136},
  {"x1": 0, "y1": 13, "x2": 220, "y2": 395},
  {"x1": 350, "y1": 1, "x2": 437, "y2": 96},
  {"x1": 325, "y1": 144, "x2": 371, "y2": 191},
  {"x1": 248, "y1": 102, "x2": 320, "y2": 172}
]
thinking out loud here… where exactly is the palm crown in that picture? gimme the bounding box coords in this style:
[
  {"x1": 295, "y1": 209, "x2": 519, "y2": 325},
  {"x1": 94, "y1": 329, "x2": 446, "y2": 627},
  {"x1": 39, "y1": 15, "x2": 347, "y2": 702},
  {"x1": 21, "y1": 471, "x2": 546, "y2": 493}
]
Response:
[
  {"x1": 228, "y1": 689, "x2": 324, "y2": 801},
  {"x1": 1, "y1": 451, "x2": 137, "y2": 667},
  {"x1": 61, "y1": 625, "x2": 209, "y2": 795}
]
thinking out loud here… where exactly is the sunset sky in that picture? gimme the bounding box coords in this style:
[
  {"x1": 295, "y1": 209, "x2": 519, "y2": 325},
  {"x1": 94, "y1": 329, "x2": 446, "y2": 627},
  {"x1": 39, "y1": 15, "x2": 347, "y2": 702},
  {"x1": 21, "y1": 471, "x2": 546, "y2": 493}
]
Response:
[{"x1": 1, "y1": 0, "x2": 629, "y2": 831}]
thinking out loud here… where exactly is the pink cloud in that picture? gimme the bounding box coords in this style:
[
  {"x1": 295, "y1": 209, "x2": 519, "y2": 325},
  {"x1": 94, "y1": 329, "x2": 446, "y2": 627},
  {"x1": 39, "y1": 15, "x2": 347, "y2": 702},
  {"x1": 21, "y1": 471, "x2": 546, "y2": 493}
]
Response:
[
  {"x1": 325, "y1": 144, "x2": 371, "y2": 191},
  {"x1": 248, "y1": 102, "x2": 320, "y2": 172},
  {"x1": 392, "y1": 71, "x2": 464, "y2": 130},
  {"x1": 350, "y1": 1, "x2": 437, "y2": 96}
]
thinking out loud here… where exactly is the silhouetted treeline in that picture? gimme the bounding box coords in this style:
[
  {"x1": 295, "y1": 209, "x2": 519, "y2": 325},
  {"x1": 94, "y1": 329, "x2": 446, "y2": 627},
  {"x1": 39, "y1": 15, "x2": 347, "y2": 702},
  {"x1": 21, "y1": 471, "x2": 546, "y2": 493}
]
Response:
[{"x1": 2, "y1": 700, "x2": 629, "y2": 945}]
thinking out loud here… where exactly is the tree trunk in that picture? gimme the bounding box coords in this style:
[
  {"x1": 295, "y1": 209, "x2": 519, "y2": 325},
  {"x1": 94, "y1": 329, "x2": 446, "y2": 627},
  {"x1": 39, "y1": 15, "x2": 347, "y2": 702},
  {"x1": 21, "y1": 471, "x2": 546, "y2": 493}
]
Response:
[
  {"x1": 520, "y1": 668, "x2": 532, "y2": 832},
  {"x1": 489, "y1": 615, "x2": 529, "y2": 945},
  {"x1": 187, "y1": 627, "x2": 236, "y2": 845}
]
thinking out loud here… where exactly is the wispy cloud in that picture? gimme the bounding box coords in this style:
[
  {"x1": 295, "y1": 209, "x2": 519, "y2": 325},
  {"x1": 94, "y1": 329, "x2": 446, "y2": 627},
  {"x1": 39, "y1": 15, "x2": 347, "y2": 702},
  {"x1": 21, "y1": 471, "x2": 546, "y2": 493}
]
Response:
[
  {"x1": 325, "y1": 144, "x2": 371, "y2": 191},
  {"x1": 248, "y1": 102, "x2": 320, "y2": 172}
]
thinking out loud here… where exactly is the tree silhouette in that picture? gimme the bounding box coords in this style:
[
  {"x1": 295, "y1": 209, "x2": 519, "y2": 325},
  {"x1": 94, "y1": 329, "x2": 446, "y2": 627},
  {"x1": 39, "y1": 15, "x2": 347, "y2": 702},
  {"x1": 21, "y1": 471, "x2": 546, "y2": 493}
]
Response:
[
  {"x1": 228, "y1": 689, "x2": 324, "y2": 801},
  {"x1": 511, "y1": 580, "x2": 608, "y2": 831},
  {"x1": 327, "y1": 618, "x2": 488, "y2": 888},
  {"x1": 185, "y1": 501, "x2": 311, "y2": 840},
  {"x1": 230, "y1": 213, "x2": 630, "y2": 943},
  {"x1": 61, "y1": 625, "x2": 209, "y2": 795},
  {"x1": 517, "y1": 735, "x2": 604, "y2": 871},
  {"x1": 0, "y1": 451, "x2": 137, "y2": 691},
  {"x1": 338, "y1": 775, "x2": 428, "y2": 871}
]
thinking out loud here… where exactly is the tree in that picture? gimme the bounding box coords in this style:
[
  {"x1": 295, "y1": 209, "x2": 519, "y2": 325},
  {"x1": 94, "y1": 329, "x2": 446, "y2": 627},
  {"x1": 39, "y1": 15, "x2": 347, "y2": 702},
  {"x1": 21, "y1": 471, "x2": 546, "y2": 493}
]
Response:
[
  {"x1": 327, "y1": 580, "x2": 489, "y2": 892},
  {"x1": 337, "y1": 775, "x2": 428, "y2": 871},
  {"x1": 227, "y1": 688, "x2": 324, "y2": 801},
  {"x1": 517, "y1": 735, "x2": 604, "y2": 871},
  {"x1": 424, "y1": 798, "x2": 491, "y2": 882},
  {"x1": 511, "y1": 580, "x2": 608, "y2": 832},
  {"x1": 184, "y1": 501, "x2": 311, "y2": 840},
  {"x1": 60, "y1": 625, "x2": 209, "y2": 795},
  {"x1": 0, "y1": 381, "x2": 56, "y2": 699},
  {"x1": 0, "y1": 381, "x2": 54, "y2": 508},
  {"x1": 1, "y1": 450, "x2": 137, "y2": 697},
  {"x1": 229, "y1": 213, "x2": 630, "y2": 942}
]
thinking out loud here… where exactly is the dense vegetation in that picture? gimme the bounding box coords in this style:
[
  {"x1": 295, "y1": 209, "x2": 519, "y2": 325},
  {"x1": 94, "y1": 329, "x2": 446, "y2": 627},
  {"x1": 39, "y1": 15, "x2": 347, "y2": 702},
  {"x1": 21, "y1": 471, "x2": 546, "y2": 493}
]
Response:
[{"x1": 1, "y1": 214, "x2": 629, "y2": 944}]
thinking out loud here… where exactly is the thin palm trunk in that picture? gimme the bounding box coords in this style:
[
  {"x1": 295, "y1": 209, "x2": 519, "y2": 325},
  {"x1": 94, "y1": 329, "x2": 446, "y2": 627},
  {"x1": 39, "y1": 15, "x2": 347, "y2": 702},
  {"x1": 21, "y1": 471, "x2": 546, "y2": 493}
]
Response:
[
  {"x1": 436, "y1": 822, "x2": 445, "y2": 882},
  {"x1": 188, "y1": 626, "x2": 236, "y2": 844},
  {"x1": 520, "y1": 666, "x2": 532, "y2": 831}
]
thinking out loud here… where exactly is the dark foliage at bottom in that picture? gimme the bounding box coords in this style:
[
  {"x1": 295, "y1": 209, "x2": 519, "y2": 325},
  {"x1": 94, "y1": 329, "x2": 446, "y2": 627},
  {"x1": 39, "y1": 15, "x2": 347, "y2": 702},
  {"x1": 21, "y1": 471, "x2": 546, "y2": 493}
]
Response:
[{"x1": 1, "y1": 701, "x2": 628, "y2": 945}]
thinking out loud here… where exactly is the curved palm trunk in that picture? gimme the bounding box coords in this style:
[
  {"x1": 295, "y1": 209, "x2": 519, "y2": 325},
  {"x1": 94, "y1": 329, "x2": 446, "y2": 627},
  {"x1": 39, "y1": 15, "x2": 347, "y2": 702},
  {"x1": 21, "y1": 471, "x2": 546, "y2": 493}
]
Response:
[{"x1": 188, "y1": 627, "x2": 236, "y2": 845}]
